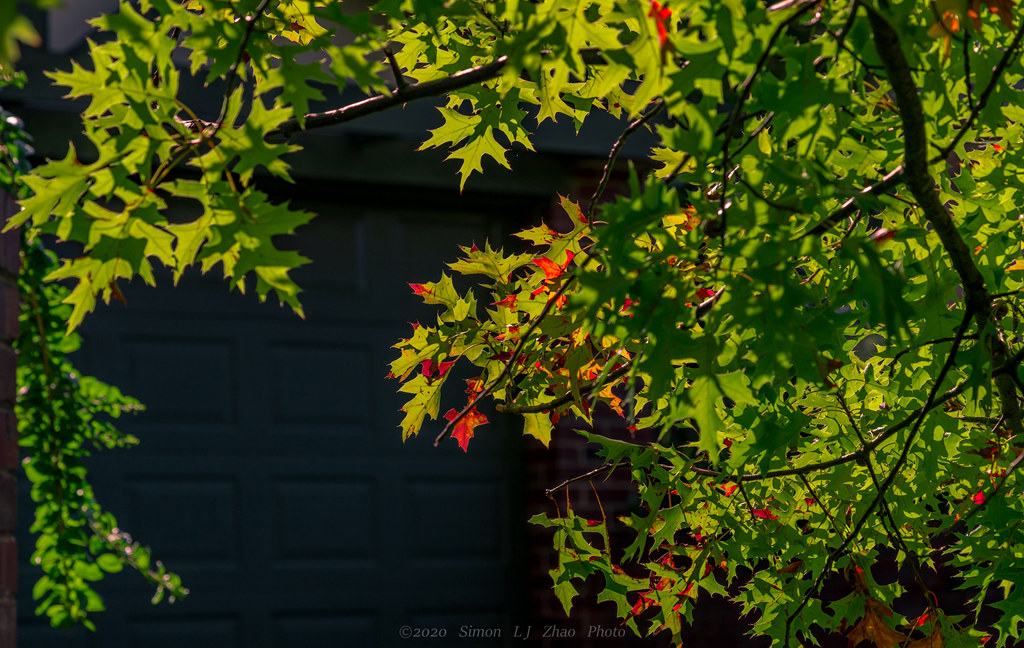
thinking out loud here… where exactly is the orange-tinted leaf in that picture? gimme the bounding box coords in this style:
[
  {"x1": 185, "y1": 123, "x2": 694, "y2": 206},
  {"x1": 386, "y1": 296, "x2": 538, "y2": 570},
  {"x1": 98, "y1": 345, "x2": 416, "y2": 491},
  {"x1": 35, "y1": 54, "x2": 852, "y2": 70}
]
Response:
[{"x1": 444, "y1": 407, "x2": 487, "y2": 452}]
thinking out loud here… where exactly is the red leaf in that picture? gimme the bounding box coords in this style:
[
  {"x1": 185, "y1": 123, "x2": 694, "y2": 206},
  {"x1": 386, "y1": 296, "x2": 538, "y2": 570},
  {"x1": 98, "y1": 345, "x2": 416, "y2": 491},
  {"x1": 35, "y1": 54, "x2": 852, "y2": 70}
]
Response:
[
  {"x1": 722, "y1": 484, "x2": 737, "y2": 497},
  {"x1": 421, "y1": 359, "x2": 435, "y2": 378},
  {"x1": 871, "y1": 228, "x2": 896, "y2": 244},
  {"x1": 444, "y1": 407, "x2": 488, "y2": 452},
  {"x1": 493, "y1": 294, "x2": 517, "y2": 309},
  {"x1": 533, "y1": 251, "x2": 576, "y2": 281},
  {"x1": 915, "y1": 613, "x2": 929, "y2": 627},
  {"x1": 696, "y1": 287, "x2": 716, "y2": 300},
  {"x1": 410, "y1": 283, "x2": 427, "y2": 295},
  {"x1": 648, "y1": 0, "x2": 675, "y2": 63},
  {"x1": 438, "y1": 360, "x2": 455, "y2": 376},
  {"x1": 586, "y1": 519, "x2": 603, "y2": 527},
  {"x1": 534, "y1": 256, "x2": 564, "y2": 280},
  {"x1": 973, "y1": 491, "x2": 986, "y2": 505},
  {"x1": 752, "y1": 508, "x2": 778, "y2": 520}
]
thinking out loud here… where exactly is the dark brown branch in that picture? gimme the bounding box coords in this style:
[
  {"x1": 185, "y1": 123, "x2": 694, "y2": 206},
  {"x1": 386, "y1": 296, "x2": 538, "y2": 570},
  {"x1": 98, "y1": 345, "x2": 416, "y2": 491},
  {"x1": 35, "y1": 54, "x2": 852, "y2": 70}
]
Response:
[
  {"x1": 545, "y1": 463, "x2": 622, "y2": 497},
  {"x1": 690, "y1": 383, "x2": 965, "y2": 482},
  {"x1": 383, "y1": 46, "x2": 408, "y2": 92},
  {"x1": 797, "y1": 165, "x2": 905, "y2": 239},
  {"x1": 936, "y1": 18, "x2": 1024, "y2": 162},
  {"x1": 271, "y1": 57, "x2": 510, "y2": 139},
  {"x1": 497, "y1": 362, "x2": 633, "y2": 414},
  {"x1": 718, "y1": 0, "x2": 816, "y2": 232},
  {"x1": 866, "y1": 7, "x2": 1023, "y2": 438},
  {"x1": 783, "y1": 303, "x2": 973, "y2": 646},
  {"x1": 888, "y1": 333, "x2": 979, "y2": 377},
  {"x1": 215, "y1": 0, "x2": 273, "y2": 131},
  {"x1": 588, "y1": 99, "x2": 665, "y2": 222}
]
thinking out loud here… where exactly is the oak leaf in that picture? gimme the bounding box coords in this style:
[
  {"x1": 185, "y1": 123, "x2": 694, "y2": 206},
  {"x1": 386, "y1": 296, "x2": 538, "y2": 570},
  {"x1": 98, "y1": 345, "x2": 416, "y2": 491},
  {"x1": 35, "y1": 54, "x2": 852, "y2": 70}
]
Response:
[{"x1": 444, "y1": 407, "x2": 487, "y2": 452}]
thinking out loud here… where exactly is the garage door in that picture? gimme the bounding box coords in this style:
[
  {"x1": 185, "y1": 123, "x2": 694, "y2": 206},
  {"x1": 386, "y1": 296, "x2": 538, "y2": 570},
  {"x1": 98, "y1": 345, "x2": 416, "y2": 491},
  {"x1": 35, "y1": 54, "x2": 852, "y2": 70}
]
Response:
[{"x1": 17, "y1": 188, "x2": 532, "y2": 647}]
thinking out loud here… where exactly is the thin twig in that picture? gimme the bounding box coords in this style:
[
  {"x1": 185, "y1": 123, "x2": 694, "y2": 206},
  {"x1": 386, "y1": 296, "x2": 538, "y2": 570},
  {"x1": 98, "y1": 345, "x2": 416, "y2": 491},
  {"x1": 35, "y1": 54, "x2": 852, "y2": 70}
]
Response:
[
  {"x1": 545, "y1": 463, "x2": 621, "y2": 497},
  {"x1": 730, "y1": 111, "x2": 775, "y2": 159},
  {"x1": 888, "y1": 333, "x2": 979, "y2": 377},
  {"x1": 782, "y1": 300, "x2": 974, "y2": 646},
  {"x1": 498, "y1": 363, "x2": 633, "y2": 414},
  {"x1": 214, "y1": 0, "x2": 273, "y2": 134},
  {"x1": 797, "y1": 165, "x2": 904, "y2": 239},
  {"x1": 962, "y1": 25, "x2": 973, "y2": 110},
  {"x1": 737, "y1": 176, "x2": 801, "y2": 213},
  {"x1": 690, "y1": 383, "x2": 965, "y2": 482},
  {"x1": 960, "y1": 443, "x2": 1024, "y2": 524},
  {"x1": 838, "y1": 391, "x2": 937, "y2": 613},
  {"x1": 718, "y1": 0, "x2": 816, "y2": 234},
  {"x1": 587, "y1": 99, "x2": 665, "y2": 222},
  {"x1": 936, "y1": 18, "x2": 1024, "y2": 162},
  {"x1": 384, "y1": 46, "x2": 409, "y2": 92}
]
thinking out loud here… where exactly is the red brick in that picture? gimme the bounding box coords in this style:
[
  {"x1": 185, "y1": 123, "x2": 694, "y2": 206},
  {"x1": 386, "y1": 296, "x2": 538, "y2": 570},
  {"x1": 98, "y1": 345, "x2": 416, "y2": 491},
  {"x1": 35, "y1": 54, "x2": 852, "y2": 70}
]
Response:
[
  {"x1": 0, "y1": 282, "x2": 17, "y2": 343},
  {"x1": 0, "y1": 346, "x2": 14, "y2": 407},
  {"x1": 0, "y1": 475, "x2": 14, "y2": 534},
  {"x1": 0, "y1": 598, "x2": 13, "y2": 648},
  {"x1": 0, "y1": 411, "x2": 14, "y2": 472},
  {"x1": 0, "y1": 536, "x2": 15, "y2": 598},
  {"x1": 0, "y1": 191, "x2": 17, "y2": 279}
]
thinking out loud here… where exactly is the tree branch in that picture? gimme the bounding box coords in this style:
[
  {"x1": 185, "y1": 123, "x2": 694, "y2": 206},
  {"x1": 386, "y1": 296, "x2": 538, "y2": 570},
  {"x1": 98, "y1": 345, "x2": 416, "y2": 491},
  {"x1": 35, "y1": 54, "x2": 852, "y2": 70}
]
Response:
[
  {"x1": 215, "y1": 0, "x2": 273, "y2": 132},
  {"x1": 936, "y1": 18, "x2": 1024, "y2": 162},
  {"x1": 783, "y1": 303, "x2": 972, "y2": 647},
  {"x1": 797, "y1": 165, "x2": 905, "y2": 239},
  {"x1": 269, "y1": 57, "x2": 510, "y2": 139},
  {"x1": 544, "y1": 462, "x2": 622, "y2": 497},
  {"x1": 588, "y1": 99, "x2": 665, "y2": 222},
  {"x1": 497, "y1": 362, "x2": 633, "y2": 414},
  {"x1": 866, "y1": 6, "x2": 1023, "y2": 438},
  {"x1": 691, "y1": 383, "x2": 965, "y2": 482},
  {"x1": 717, "y1": 0, "x2": 816, "y2": 232},
  {"x1": 782, "y1": 10, "x2": 1024, "y2": 638}
]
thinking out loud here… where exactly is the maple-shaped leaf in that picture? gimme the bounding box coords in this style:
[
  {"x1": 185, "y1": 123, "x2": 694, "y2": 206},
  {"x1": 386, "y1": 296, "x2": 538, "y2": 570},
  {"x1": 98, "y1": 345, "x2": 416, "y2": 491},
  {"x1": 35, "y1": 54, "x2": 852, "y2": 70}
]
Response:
[
  {"x1": 409, "y1": 273, "x2": 460, "y2": 308},
  {"x1": 514, "y1": 195, "x2": 589, "y2": 262},
  {"x1": 847, "y1": 599, "x2": 909, "y2": 648},
  {"x1": 444, "y1": 407, "x2": 487, "y2": 452},
  {"x1": 398, "y1": 373, "x2": 448, "y2": 440},
  {"x1": 523, "y1": 411, "x2": 553, "y2": 446},
  {"x1": 419, "y1": 107, "x2": 510, "y2": 190},
  {"x1": 190, "y1": 88, "x2": 299, "y2": 183},
  {"x1": 448, "y1": 240, "x2": 534, "y2": 282},
  {"x1": 534, "y1": 251, "x2": 575, "y2": 280}
]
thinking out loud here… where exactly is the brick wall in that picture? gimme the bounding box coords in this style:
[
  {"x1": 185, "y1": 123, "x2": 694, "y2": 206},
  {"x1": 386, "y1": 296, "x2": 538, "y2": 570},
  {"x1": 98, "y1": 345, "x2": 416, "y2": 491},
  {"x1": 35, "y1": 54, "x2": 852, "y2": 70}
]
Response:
[{"x1": 0, "y1": 189, "x2": 18, "y2": 648}]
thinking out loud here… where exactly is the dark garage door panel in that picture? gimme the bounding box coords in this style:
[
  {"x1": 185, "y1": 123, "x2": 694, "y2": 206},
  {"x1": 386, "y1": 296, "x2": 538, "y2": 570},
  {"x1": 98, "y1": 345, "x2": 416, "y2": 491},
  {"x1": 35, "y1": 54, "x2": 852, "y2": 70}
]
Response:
[{"x1": 17, "y1": 204, "x2": 526, "y2": 647}]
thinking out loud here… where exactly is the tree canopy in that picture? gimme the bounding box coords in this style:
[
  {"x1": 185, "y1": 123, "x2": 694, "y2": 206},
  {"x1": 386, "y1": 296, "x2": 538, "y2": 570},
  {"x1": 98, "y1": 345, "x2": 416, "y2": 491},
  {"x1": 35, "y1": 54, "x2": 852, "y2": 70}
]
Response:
[{"x1": 5, "y1": 0, "x2": 1024, "y2": 645}]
